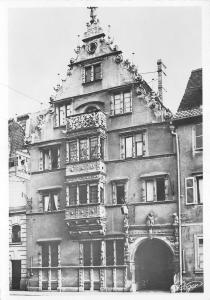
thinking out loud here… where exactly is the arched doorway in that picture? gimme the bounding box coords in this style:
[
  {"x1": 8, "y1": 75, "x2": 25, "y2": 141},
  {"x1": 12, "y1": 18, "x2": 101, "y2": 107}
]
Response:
[{"x1": 135, "y1": 238, "x2": 174, "y2": 291}]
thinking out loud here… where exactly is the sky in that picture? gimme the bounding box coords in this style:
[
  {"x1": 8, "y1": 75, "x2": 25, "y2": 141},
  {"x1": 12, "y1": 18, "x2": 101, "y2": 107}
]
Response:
[{"x1": 7, "y1": 6, "x2": 201, "y2": 118}]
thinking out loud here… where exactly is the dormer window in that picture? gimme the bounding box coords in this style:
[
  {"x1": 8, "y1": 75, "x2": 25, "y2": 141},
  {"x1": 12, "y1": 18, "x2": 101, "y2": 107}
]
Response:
[{"x1": 82, "y1": 63, "x2": 102, "y2": 84}]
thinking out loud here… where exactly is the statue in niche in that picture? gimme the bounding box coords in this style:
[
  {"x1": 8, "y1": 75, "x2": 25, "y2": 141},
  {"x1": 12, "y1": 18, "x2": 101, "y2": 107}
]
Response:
[{"x1": 146, "y1": 212, "x2": 155, "y2": 227}]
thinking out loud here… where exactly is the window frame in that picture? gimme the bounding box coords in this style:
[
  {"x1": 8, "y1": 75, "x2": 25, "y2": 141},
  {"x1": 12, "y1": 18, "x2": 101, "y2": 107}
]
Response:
[
  {"x1": 194, "y1": 123, "x2": 203, "y2": 151},
  {"x1": 55, "y1": 102, "x2": 72, "y2": 127},
  {"x1": 83, "y1": 63, "x2": 102, "y2": 84},
  {"x1": 42, "y1": 190, "x2": 60, "y2": 212},
  {"x1": 40, "y1": 145, "x2": 60, "y2": 171},
  {"x1": 185, "y1": 175, "x2": 203, "y2": 205},
  {"x1": 111, "y1": 179, "x2": 128, "y2": 205},
  {"x1": 194, "y1": 235, "x2": 203, "y2": 273},
  {"x1": 112, "y1": 90, "x2": 132, "y2": 116},
  {"x1": 143, "y1": 176, "x2": 168, "y2": 203},
  {"x1": 12, "y1": 224, "x2": 21, "y2": 243}
]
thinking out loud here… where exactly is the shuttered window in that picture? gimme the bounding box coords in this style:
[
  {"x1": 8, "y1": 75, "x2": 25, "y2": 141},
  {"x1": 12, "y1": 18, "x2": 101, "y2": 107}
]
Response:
[
  {"x1": 195, "y1": 123, "x2": 202, "y2": 150},
  {"x1": 143, "y1": 176, "x2": 168, "y2": 202},
  {"x1": 120, "y1": 131, "x2": 147, "y2": 160},
  {"x1": 40, "y1": 145, "x2": 60, "y2": 171},
  {"x1": 43, "y1": 191, "x2": 59, "y2": 212},
  {"x1": 185, "y1": 175, "x2": 203, "y2": 205},
  {"x1": 84, "y1": 64, "x2": 102, "y2": 83}
]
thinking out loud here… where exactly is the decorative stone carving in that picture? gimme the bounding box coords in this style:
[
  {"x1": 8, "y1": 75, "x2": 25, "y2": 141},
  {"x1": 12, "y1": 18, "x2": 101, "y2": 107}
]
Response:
[
  {"x1": 172, "y1": 213, "x2": 179, "y2": 226},
  {"x1": 66, "y1": 111, "x2": 106, "y2": 132},
  {"x1": 83, "y1": 18, "x2": 103, "y2": 40},
  {"x1": 146, "y1": 212, "x2": 155, "y2": 226},
  {"x1": 115, "y1": 54, "x2": 123, "y2": 64},
  {"x1": 66, "y1": 160, "x2": 106, "y2": 177},
  {"x1": 65, "y1": 204, "x2": 106, "y2": 220}
]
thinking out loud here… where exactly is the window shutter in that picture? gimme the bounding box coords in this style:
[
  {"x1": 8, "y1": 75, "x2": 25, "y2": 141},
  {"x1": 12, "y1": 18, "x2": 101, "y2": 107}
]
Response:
[
  {"x1": 120, "y1": 93, "x2": 124, "y2": 114},
  {"x1": 66, "y1": 185, "x2": 69, "y2": 206},
  {"x1": 185, "y1": 177, "x2": 195, "y2": 204},
  {"x1": 141, "y1": 181, "x2": 146, "y2": 202},
  {"x1": 82, "y1": 68, "x2": 85, "y2": 83},
  {"x1": 39, "y1": 151, "x2": 43, "y2": 171},
  {"x1": 91, "y1": 66, "x2": 94, "y2": 81},
  {"x1": 120, "y1": 136, "x2": 125, "y2": 160},
  {"x1": 129, "y1": 91, "x2": 132, "y2": 112},
  {"x1": 99, "y1": 64, "x2": 102, "y2": 79},
  {"x1": 110, "y1": 95, "x2": 114, "y2": 116},
  {"x1": 132, "y1": 135, "x2": 136, "y2": 158},
  {"x1": 60, "y1": 106, "x2": 65, "y2": 126},
  {"x1": 55, "y1": 107, "x2": 59, "y2": 127},
  {"x1": 164, "y1": 177, "x2": 169, "y2": 200},
  {"x1": 39, "y1": 194, "x2": 44, "y2": 212},
  {"x1": 66, "y1": 142, "x2": 69, "y2": 163},
  {"x1": 112, "y1": 183, "x2": 117, "y2": 205},
  {"x1": 142, "y1": 131, "x2": 147, "y2": 156},
  {"x1": 192, "y1": 126, "x2": 196, "y2": 155},
  {"x1": 57, "y1": 147, "x2": 61, "y2": 168},
  {"x1": 48, "y1": 149, "x2": 52, "y2": 170},
  {"x1": 153, "y1": 180, "x2": 157, "y2": 201}
]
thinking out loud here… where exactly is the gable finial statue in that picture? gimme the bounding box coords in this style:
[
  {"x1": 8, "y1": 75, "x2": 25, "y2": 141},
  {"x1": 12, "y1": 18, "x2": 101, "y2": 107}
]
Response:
[{"x1": 87, "y1": 6, "x2": 98, "y2": 24}]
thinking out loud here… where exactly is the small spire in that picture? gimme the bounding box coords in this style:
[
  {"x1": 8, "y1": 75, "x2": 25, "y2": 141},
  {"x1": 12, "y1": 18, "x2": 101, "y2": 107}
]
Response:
[{"x1": 87, "y1": 6, "x2": 98, "y2": 24}]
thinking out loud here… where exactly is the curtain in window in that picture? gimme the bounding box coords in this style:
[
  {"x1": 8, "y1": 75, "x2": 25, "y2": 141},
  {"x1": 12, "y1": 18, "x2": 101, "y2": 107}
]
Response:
[
  {"x1": 53, "y1": 194, "x2": 58, "y2": 210},
  {"x1": 44, "y1": 195, "x2": 50, "y2": 212}
]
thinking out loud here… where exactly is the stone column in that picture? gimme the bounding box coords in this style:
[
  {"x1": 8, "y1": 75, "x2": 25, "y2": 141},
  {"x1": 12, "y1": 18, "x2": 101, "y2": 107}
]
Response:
[
  {"x1": 113, "y1": 240, "x2": 117, "y2": 290},
  {"x1": 78, "y1": 243, "x2": 84, "y2": 292},
  {"x1": 57, "y1": 244, "x2": 62, "y2": 291},
  {"x1": 100, "y1": 240, "x2": 106, "y2": 291},
  {"x1": 38, "y1": 247, "x2": 42, "y2": 291},
  {"x1": 48, "y1": 245, "x2": 51, "y2": 291}
]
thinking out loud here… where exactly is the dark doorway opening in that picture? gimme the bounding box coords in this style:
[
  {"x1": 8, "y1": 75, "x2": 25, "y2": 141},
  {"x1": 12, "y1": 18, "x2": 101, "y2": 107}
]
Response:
[
  {"x1": 12, "y1": 260, "x2": 21, "y2": 290},
  {"x1": 135, "y1": 239, "x2": 174, "y2": 291}
]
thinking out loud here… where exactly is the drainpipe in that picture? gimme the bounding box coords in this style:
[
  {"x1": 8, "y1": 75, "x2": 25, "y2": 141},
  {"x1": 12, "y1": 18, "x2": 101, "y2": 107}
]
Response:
[{"x1": 169, "y1": 123, "x2": 182, "y2": 292}]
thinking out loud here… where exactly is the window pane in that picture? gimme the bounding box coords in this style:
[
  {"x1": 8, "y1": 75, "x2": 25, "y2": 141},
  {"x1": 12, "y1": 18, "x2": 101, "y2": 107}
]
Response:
[
  {"x1": 124, "y1": 92, "x2": 131, "y2": 113},
  {"x1": 198, "y1": 238, "x2": 203, "y2": 269},
  {"x1": 114, "y1": 94, "x2": 121, "y2": 114},
  {"x1": 43, "y1": 149, "x2": 49, "y2": 170},
  {"x1": 83, "y1": 242, "x2": 91, "y2": 266},
  {"x1": 59, "y1": 106, "x2": 65, "y2": 126},
  {"x1": 100, "y1": 138, "x2": 104, "y2": 159},
  {"x1": 106, "y1": 240, "x2": 114, "y2": 266},
  {"x1": 79, "y1": 184, "x2": 87, "y2": 204},
  {"x1": 116, "y1": 184, "x2": 125, "y2": 204},
  {"x1": 94, "y1": 64, "x2": 101, "y2": 80},
  {"x1": 136, "y1": 141, "x2": 143, "y2": 156},
  {"x1": 156, "y1": 177, "x2": 165, "y2": 201},
  {"x1": 100, "y1": 187, "x2": 104, "y2": 203},
  {"x1": 187, "y1": 188, "x2": 194, "y2": 203},
  {"x1": 89, "y1": 184, "x2": 98, "y2": 203},
  {"x1": 69, "y1": 184, "x2": 77, "y2": 205},
  {"x1": 79, "y1": 139, "x2": 88, "y2": 161},
  {"x1": 69, "y1": 141, "x2": 77, "y2": 162},
  {"x1": 51, "y1": 244, "x2": 58, "y2": 267},
  {"x1": 116, "y1": 240, "x2": 124, "y2": 265},
  {"x1": 50, "y1": 193, "x2": 57, "y2": 211},
  {"x1": 146, "y1": 180, "x2": 154, "y2": 202},
  {"x1": 90, "y1": 137, "x2": 98, "y2": 159},
  {"x1": 85, "y1": 67, "x2": 92, "y2": 82},
  {"x1": 12, "y1": 225, "x2": 21, "y2": 243},
  {"x1": 196, "y1": 136, "x2": 203, "y2": 149},
  {"x1": 196, "y1": 124, "x2": 202, "y2": 136},
  {"x1": 66, "y1": 104, "x2": 71, "y2": 117},
  {"x1": 42, "y1": 244, "x2": 49, "y2": 267},
  {"x1": 125, "y1": 137, "x2": 133, "y2": 158},
  {"x1": 197, "y1": 177, "x2": 203, "y2": 204},
  {"x1": 51, "y1": 147, "x2": 58, "y2": 169},
  {"x1": 92, "y1": 241, "x2": 101, "y2": 266}
]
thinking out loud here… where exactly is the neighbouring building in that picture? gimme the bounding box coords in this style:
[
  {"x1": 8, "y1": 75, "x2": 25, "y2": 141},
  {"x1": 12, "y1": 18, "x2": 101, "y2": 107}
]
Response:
[
  {"x1": 172, "y1": 69, "x2": 203, "y2": 286},
  {"x1": 9, "y1": 118, "x2": 31, "y2": 290},
  {"x1": 24, "y1": 8, "x2": 183, "y2": 292}
]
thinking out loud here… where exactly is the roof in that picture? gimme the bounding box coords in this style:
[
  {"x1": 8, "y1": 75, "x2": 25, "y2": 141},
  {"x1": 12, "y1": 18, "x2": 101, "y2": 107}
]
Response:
[
  {"x1": 173, "y1": 107, "x2": 202, "y2": 120},
  {"x1": 178, "y1": 68, "x2": 202, "y2": 111}
]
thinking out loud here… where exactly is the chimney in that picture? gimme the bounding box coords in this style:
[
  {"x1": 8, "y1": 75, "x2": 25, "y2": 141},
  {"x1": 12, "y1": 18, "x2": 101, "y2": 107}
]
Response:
[{"x1": 157, "y1": 59, "x2": 166, "y2": 103}]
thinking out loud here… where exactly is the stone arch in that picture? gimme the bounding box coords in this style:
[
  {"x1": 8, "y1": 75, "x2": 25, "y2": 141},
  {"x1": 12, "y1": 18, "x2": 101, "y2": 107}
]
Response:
[{"x1": 129, "y1": 237, "x2": 175, "y2": 291}]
